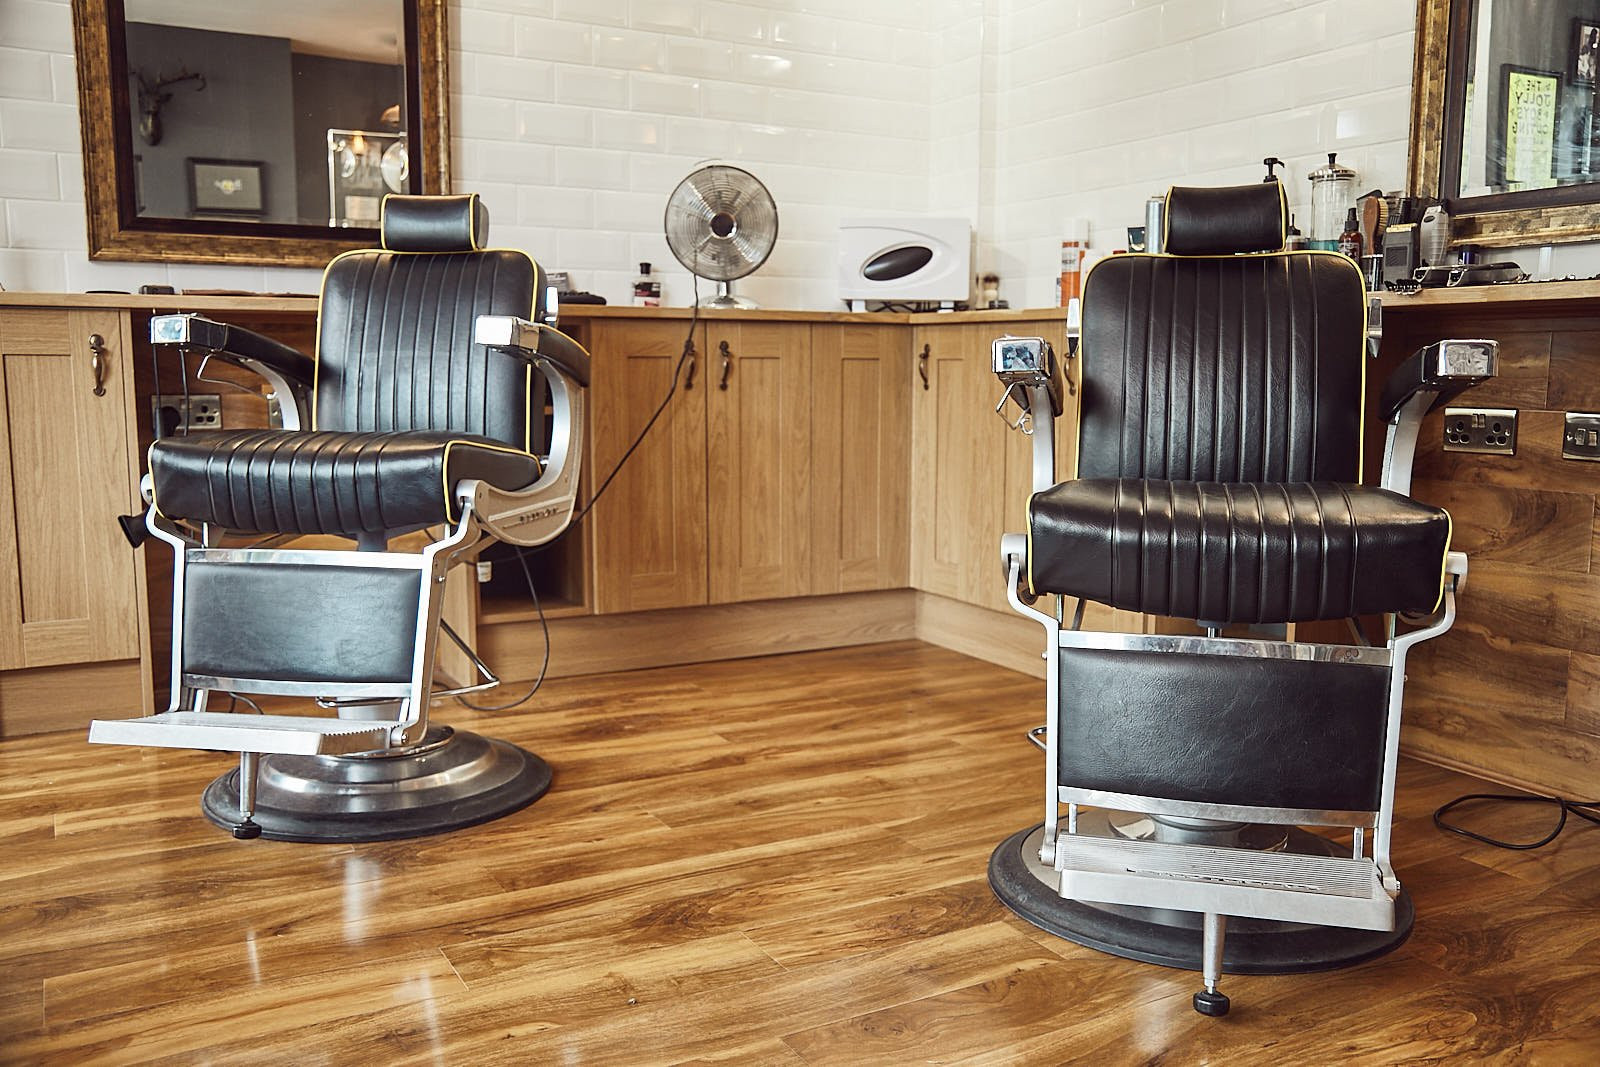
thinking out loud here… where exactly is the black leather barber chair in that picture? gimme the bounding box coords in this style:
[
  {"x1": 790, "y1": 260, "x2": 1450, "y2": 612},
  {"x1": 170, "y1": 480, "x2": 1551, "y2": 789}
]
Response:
[
  {"x1": 985, "y1": 182, "x2": 1497, "y2": 1015},
  {"x1": 89, "y1": 194, "x2": 589, "y2": 842}
]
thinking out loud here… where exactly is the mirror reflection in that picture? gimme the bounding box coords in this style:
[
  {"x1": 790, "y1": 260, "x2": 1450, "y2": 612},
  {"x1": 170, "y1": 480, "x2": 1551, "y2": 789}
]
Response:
[
  {"x1": 1453, "y1": 0, "x2": 1600, "y2": 197},
  {"x1": 122, "y1": 0, "x2": 408, "y2": 228}
]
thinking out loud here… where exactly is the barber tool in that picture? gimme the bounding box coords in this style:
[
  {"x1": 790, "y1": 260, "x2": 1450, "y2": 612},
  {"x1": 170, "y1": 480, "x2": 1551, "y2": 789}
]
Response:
[
  {"x1": 1419, "y1": 203, "x2": 1452, "y2": 266},
  {"x1": 1446, "y1": 262, "x2": 1526, "y2": 286},
  {"x1": 839, "y1": 216, "x2": 972, "y2": 311},
  {"x1": 1383, "y1": 222, "x2": 1419, "y2": 288}
]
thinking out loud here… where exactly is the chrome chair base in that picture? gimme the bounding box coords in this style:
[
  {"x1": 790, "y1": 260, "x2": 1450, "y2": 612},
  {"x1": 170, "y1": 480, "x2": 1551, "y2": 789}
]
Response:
[
  {"x1": 988, "y1": 823, "x2": 1413, "y2": 974},
  {"x1": 199, "y1": 725, "x2": 552, "y2": 843}
]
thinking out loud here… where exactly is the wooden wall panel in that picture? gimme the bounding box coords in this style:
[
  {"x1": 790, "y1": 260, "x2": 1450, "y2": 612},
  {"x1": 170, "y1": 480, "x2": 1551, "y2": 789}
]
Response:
[{"x1": 1386, "y1": 303, "x2": 1600, "y2": 796}]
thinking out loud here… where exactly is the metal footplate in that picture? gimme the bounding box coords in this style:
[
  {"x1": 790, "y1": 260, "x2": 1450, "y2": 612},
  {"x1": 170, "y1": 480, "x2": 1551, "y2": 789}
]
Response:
[
  {"x1": 88, "y1": 712, "x2": 392, "y2": 756},
  {"x1": 1055, "y1": 835, "x2": 1397, "y2": 932}
]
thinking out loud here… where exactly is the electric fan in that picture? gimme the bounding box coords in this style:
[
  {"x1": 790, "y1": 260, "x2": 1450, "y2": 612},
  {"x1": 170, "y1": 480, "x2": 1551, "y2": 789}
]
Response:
[{"x1": 664, "y1": 163, "x2": 779, "y2": 309}]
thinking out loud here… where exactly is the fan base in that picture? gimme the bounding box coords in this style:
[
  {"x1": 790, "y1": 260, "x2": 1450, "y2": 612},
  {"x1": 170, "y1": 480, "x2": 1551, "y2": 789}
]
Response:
[{"x1": 698, "y1": 293, "x2": 760, "y2": 309}]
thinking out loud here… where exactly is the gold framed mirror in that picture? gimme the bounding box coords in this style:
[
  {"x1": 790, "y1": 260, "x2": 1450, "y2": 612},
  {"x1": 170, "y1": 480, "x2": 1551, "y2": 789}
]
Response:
[
  {"x1": 1410, "y1": 0, "x2": 1600, "y2": 247},
  {"x1": 71, "y1": 0, "x2": 450, "y2": 268}
]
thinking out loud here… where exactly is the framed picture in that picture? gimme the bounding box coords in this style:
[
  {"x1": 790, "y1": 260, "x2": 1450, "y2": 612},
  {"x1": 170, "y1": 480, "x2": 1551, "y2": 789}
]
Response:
[
  {"x1": 327, "y1": 129, "x2": 408, "y2": 228},
  {"x1": 1499, "y1": 65, "x2": 1560, "y2": 187},
  {"x1": 187, "y1": 158, "x2": 265, "y2": 216},
  {"x1": 1572, "y1": 18, "x2": 1600, "y2": 86}
]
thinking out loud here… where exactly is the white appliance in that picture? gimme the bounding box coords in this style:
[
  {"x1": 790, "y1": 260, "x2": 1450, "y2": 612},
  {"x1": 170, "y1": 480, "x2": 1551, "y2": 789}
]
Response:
[{"x1": 838, "y1": 217, "x2": 972, "y2": 310}]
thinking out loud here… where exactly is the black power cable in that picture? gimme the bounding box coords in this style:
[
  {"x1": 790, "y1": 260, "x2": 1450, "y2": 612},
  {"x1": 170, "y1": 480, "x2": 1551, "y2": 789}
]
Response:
[
  {"x1": 1433, "y1": 792, "x2": 1600, "y2": 850},
  {"x1": 458, "y1": 276, "x2": 703, "y2": 712}
]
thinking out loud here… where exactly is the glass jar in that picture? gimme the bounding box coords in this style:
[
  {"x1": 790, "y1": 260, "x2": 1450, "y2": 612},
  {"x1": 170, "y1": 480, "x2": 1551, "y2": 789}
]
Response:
[{"x1": 1307, "y1": 153, "x2": 1357, "y2": 250}]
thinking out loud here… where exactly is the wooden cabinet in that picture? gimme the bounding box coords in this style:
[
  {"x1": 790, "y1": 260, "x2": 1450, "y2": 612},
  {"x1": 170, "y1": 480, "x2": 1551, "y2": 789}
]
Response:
[
  {"x1": 589, "y1": 318, "x2": 709, "y2": 614},
  {"x1": 810, "y1": 323, "x2": 910, "y2": 594},
  {"x1": 706, "y1": 321, "x2": 813, "y2": 604},
  {"x1": 589, "y1": 316, "x2": 911, "y2": 613},
  {"x1": 0, "y1": 309, "x2": 144, "y2": 671},
  {"x1": 910, "y1": 317, "x2": 1074, "y2": 613}
]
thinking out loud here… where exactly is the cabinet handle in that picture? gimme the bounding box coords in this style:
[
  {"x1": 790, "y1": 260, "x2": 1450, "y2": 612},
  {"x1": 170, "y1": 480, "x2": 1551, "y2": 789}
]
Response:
[
  {"x1": 88, "y1": 333, "x2": 107, "y2": 397},
  {"x1": 718, "y1": 339, "x2": 732, "y2": 391},
  {"x1": 918, "y1": 343, "x2": 930, "y2": 390},
  {"x1": 683, "y1": 344, "x2": 697, "y2": 390}
]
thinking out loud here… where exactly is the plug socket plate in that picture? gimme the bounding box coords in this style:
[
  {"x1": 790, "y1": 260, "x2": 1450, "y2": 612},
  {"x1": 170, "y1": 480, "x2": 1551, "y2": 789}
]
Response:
[
  {"x1": 151, "y1": 394, "x2": 222, "y2": 432},
  {"x1": 1442, "y1": 406, "x2": 1516, "y2": 455},
  {"x1": 1563, "y1": 413, "x2": 1600, "y2": 461}
]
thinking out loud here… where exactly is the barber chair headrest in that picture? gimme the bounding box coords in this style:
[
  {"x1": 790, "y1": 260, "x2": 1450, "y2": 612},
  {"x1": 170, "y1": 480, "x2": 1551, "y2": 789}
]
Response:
[
  {"x1": 381, "y1": 194, "x2": 489, "y2": 253},
  {"x1": 1163, "y1": 182, "x2": 1286, "y2": 256}
]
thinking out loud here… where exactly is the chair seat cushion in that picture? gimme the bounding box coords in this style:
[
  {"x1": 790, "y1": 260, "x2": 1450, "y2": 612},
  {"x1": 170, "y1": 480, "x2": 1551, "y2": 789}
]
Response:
[
  {"x1": 150, "y1": 429, "x2": 541, "y2": 535},
  {"x1": 1028, "y1": 479, "x2": 1451, "y2": 622}
]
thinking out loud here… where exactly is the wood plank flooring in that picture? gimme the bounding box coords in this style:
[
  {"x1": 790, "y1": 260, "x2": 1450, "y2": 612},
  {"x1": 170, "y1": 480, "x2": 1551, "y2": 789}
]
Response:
[{"x1": 3, "y1": 641, "x2": 1599, "y2": 1063}]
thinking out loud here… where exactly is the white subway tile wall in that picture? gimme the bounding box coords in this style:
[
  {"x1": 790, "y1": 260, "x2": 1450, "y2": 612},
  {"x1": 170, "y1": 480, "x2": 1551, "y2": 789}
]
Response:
[{"x1": 6, "y1": 1, "x2": 1594, "y2": 305}]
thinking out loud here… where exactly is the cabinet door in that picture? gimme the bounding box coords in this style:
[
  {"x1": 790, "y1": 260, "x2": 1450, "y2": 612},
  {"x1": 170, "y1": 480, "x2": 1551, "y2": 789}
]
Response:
[
  {"x1": 590, "y1": 319, "x2": 708, "y2": 614},
  {"x1": 0, "y1": 310, "x2": 141, "y2": 669},
  {"x1": 810, "y1": 323, "x2": 910, "y2": 594},
  {"x1": 706, "y1": 321, "x2": 812, "y2": 603},
  {"x1": 909, "y1": 322, "x2": 1010, "y2": 606}
]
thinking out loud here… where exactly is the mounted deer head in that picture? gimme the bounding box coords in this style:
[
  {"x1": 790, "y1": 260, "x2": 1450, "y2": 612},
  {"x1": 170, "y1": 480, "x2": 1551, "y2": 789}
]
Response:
[{"x1": 132, "y1": 68, "x2": 205, "y2": 146}]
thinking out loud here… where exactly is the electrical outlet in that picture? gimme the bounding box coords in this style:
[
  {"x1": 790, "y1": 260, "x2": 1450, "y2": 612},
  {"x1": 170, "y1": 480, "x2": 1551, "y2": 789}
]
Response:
[
  {"x1": 150, "y1": 394, "x2": 222, "y2": 433},
  {"x1": 1563, "y1": 413, "x2": 1600, "y2": 461},
  {"x1": 1442, "y1": 406, "x2": 1517, "y2": 455}
]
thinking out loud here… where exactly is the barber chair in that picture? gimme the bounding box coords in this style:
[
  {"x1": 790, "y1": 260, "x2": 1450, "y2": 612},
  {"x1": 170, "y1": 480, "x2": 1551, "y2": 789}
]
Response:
[
  {"x1": 985, "y1": 183, "x2": 1497, "y2": 1015},
  {"x1": 88, "y1": 194, "x2": 589, "y2": 842}
]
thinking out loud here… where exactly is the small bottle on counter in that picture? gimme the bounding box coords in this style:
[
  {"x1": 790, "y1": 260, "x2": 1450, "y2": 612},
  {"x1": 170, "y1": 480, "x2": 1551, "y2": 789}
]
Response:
[
  {"x1": 633, "y1": 262, "x2": 661, "y2": 307},
  {"x1": 1058, "y1": 219, "x2": 1088, "y2": 307},
  {"x1": 1284, "y1": 214, "x2": 1308, "y2": 252},
  {"x1": 1337, "y1": 207, "x2": 1362, "y2": 260}
]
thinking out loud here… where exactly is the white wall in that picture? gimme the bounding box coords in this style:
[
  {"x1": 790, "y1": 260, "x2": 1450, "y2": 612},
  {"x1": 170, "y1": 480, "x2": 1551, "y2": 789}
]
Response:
[{"x1": 4, "y1": 0, "x2": 1597, "y2": 308}]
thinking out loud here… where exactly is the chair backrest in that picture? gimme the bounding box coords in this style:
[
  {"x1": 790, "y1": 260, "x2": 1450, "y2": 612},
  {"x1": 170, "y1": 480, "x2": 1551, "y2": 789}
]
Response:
[
  {"x1": 313, "y1": 194, "x2": 549, "y2": 452},
  {"x1": 1077, "y1": 182, "x2": 1367, "y2": 485}
]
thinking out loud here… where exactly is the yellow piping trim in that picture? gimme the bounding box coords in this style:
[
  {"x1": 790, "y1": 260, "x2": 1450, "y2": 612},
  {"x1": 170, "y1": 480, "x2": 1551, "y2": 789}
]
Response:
[
  {"x1": 1078, "y1": 248, "x2": 1367, "y2": 483},
  {"x1": 1430, "y1": 509, "x2": 1453, "y2": 615},
  {"x1": 442, "y1": 438, "x2": 542, "y2": 525}
]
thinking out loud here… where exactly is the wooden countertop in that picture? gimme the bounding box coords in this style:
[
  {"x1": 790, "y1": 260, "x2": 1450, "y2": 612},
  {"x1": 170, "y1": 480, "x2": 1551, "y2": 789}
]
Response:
[
  {"x1": 0, "y1": 291, "x2": 1071, "y2": 325},
  {"x1": 11, "y1": 279, "x2": 1596, "y2": 318}
]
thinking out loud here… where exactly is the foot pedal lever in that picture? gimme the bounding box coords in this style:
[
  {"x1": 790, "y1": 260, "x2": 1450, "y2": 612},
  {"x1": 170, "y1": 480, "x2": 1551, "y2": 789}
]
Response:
[{"x1": 232, "y1": 751, "x2": 263, "y2": 840}]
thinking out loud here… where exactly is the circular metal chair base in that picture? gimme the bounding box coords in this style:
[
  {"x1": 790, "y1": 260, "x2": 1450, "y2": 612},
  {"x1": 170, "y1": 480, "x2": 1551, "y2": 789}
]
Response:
[
  {"x1": 988, "y1": 823, "x2": 1414, "y2": 975},
  {"x1": 200, "y1": 726, "x2": 552, "y2": 843}
]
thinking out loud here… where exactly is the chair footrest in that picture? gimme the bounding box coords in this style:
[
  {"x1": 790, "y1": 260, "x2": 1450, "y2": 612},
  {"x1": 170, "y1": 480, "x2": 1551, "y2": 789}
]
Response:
[
  {"x1": 88, "y1": 712, "x2": 393, "y2": 756},
  {"x1": 1054, "y1": 835, "x2": 1396, "y2": 931}
]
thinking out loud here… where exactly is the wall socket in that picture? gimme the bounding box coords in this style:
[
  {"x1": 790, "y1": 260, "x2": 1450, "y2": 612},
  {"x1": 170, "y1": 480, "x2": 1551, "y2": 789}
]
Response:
[
  {"x1": 1442, "y1": 406, "x2": 1517, "y2": 455},
  {"x1": 1563, "y1": 413, "x2": 1600, "y2": 461},
  {"x1": 151, "y1": 394, "x2": 222, "y2": 434}
]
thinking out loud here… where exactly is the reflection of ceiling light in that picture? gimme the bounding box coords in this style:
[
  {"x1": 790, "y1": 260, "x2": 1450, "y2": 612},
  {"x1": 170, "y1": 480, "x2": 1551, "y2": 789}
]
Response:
[
  {"x1": 350, "y1": 133, "x2": 367, "y2": 155},
  {"x1": 381, "y1": 104, "x2": 401, "y2": 127}
]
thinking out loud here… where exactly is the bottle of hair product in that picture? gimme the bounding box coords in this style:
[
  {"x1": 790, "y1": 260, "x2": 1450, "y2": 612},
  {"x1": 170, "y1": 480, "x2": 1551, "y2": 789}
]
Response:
[
  {"x1": 1337, "y1": 207, "x2": 1363, "y2": 260},
  {"x1": 633, "y1": 262, "x2": 660, "y2": 307},
  {"x1": 1058, "y1": 219, "x2": 1088, "y2": 307},
  {"x1": 1284, "y1": 214, "x2": 1308, "y2": 252}
]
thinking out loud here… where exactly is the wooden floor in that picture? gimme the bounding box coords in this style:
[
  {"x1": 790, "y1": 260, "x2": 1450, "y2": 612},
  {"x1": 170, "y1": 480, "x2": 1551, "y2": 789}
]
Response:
[{"x1": 3, "y1": 642, "x2": 1600, "y2": 1064}]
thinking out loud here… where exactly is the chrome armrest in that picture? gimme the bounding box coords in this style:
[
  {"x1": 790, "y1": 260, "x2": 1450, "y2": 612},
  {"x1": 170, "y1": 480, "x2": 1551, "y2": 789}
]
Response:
[
  {"x1": 992, "y1": 334, "x2": 1064, "y2": 494},
  {"x1": 474, "y1": 315, "x2": 590, "y2": 388},
  {"x1": 1380, "y1": 339, "x2": 1499, "y2": 496},
  {"x1": 466, "y1": 317, "x2": 590, "y2": 548},
  {"x1": 150, "y1": 313, "x2": 314, "y2": 430}
]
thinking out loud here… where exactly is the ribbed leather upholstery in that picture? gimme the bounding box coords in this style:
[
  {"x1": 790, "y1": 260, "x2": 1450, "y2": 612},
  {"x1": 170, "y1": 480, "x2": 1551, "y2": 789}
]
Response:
[
  {"x1": 1077, "y1": 252, "x2": 1365, "y2": 483},
  {"x1": 151, "y1": 429, "x2": 540, "y2": 536},
  {"x1": 147, "y1": 196, "x2": 549, "y2": 535},
  {"x1": 1029, "y1": 479, "x2": 1450, "y2": 621},
  {"x1": 1029, "y1": 184, "x2": 1453, "y2": 620},
  {"x1": 316, "y1": 249, "x2": 541, "y2": 449},
  {"x1": 1163, "y1": 183, "x2": 1286, "y2": 256}
]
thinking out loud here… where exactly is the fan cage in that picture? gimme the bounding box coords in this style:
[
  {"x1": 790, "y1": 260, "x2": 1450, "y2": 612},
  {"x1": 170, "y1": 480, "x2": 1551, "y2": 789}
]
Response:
[{"x1": 664, "y1": 165, "x2": 779, "y2": 282}]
